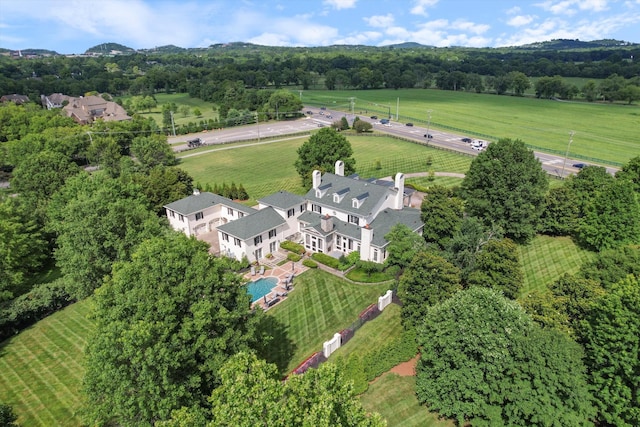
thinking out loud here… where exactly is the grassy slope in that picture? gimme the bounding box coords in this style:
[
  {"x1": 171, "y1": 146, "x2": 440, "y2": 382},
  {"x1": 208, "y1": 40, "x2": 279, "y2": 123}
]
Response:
[
  {"x1": 267, "y1": 269, "x2": 388, "y2": 373},
  {"x1": 0, "y1": 300, "x2": 93, "y2": 427},
  {"x1": 302, "y1": 89, "x2": 639, "y2": 166},
  {"x1": 518, "y1": 235, "x2": 595, "y2": 295}
]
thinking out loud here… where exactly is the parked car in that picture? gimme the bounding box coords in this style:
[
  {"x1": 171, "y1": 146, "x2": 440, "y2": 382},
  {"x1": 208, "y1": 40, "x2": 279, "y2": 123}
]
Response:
[
  {"x1": 370, "y1": 115, "x2": 378, "y2": 119},
  {"x1": 380, "y1": 118, "x2": 389, "y2": 124},
  {"x1": 306, "y1": 110, "x2": 313, "y2": 115},
  {"x1": 573, "y1": 163, "x2": 587, "y2": 169},
  {"x1": 471, "y1": 140, "x2": 486, "y2": 150},
  {"x1": 462, "y1": 137, "x2": 472, "y2": 143},
  {"x1": 406, "y1": 122, "x2": 414, "y2": 126}
]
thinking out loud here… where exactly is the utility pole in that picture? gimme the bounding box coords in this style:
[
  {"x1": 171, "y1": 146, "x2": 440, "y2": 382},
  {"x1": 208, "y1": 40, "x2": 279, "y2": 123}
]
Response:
[
  {"x1": 396, "y1": 97, "x2": 399, "y2": 120},
  {"x1": 426, "y1": 110, "x2": 432, "y2": 146},
  {"x1": 255, "y1": 112, "x2": 260, "y2": 142},
  {"x1": 349, "y1": 97, "x2": 355, "y2": 114},
  {"x1": 560, "y1": 131, "x2": 575, "y2": 179}
]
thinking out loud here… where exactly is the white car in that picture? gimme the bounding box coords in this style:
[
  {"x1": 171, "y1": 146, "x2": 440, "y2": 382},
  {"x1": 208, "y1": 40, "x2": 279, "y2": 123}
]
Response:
[
  {"x1": 384, "y1": 123, "x2": 392, "y2": 127},
  {"x1": 471, "y1": 140, "x2": 486, "y2": 150}
]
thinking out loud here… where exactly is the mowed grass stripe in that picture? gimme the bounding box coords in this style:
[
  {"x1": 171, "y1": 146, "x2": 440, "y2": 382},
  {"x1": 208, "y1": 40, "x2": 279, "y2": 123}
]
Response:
[{"x1": 518, "y1": 235, "x2": 595, "y2": 295}]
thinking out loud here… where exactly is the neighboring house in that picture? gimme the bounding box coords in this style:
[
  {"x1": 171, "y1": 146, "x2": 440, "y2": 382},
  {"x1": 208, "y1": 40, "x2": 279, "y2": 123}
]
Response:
[
  {"x1": 164, "y1": 161, "x2": 423, "y2": 264},
  {"x1": 41, "y1": 93, "x2": 73, "y2": 110},
  {"x1": 63, "y1": 95, "x2": 131, "y2": 124},
  {"x1": 0, "y1": 94, "x2": 30, "y2": 104}
]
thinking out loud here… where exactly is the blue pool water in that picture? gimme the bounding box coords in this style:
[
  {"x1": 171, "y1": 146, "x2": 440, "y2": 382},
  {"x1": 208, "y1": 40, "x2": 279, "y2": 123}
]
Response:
[{"x1": 247, "y1": 277, "x2": 278, "y2": 303}]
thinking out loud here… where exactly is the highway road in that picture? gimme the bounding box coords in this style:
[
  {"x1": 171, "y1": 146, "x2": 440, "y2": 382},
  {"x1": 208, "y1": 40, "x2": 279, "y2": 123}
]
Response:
[{"x1": 169, "y1": 106, "x2": 618, "y2": 178}]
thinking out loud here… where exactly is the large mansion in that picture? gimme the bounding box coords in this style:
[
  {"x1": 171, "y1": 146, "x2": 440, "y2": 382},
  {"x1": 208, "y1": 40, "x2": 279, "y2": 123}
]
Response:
[{"x1": 164, "y1": 161, "x2": 424, "y2": 263}]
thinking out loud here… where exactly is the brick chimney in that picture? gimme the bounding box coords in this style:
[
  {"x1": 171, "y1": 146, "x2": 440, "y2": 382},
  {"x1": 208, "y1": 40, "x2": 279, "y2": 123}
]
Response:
[{"x1": 321, "y1": 214, "x2": 333, "y2": 232}]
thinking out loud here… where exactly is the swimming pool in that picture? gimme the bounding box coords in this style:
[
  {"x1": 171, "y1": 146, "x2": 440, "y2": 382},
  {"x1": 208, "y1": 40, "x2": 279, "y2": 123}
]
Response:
[{"x1": 246, "y1": 277, "x2": 278, "y2": 303}]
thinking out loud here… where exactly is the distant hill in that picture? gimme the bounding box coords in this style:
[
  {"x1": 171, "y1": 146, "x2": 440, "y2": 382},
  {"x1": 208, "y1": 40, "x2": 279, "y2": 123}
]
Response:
[
  {"x1": 383, "y1": 42, "x2": 435, "y2": 49},
  {"x1": 85, "y1": 42, "x2": 136, "y2": 54},
  {"x1": 138, "y1": 45, "x2": 186, "y2": 54},
  {"x1": 516, "y1": 38, "x2": 636, "y2": 50}
]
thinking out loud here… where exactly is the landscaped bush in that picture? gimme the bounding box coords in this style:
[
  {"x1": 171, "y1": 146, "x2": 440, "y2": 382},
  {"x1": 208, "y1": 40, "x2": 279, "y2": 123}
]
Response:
[
  {"x1": 338, "y1": 251, "x2": 360, "y2": 271},
  {"x1": 311, "y1": 252, "x2": 340, "y2": 269},
  {"x1": 362, "y1": 328, "x2": 418, "y2": 381},
  {"x1": 302, "y1": 259, "x2": 318, "y2": 268},
  {"x1": 0, "y1": 277, "x2": 73, "y2": 340},
  {"x1": 280, "y1": 240, "x2": 305, "y2": 254},
  {"x1": 287, "y1": 252, "x2": 302, "y2": 262}
]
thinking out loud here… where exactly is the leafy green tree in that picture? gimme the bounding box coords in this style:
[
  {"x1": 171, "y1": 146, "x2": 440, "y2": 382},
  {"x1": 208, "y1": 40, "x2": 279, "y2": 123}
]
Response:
[
  {"x1": 340, "y1": 116, "x2": 350, "y2": 130},
  {"x1": 294, "y1": 128, "x2": 356, "y2": 189},
  {"x1": 0, "y1": 199, "x2": 48, "y2": 301},
  {"x1": 578, "y1": 275, "x2": 640, "y2": 426},
  {"x1": 9, "y1": 150, "x2": 80, "y2": 222},
  {"x1": 130, "y1": 166, "x2": 193, "y2": 216},
  {"x1": 83, "y1": 234, "x2": 259, "y2": 426},
  {"x1": 0, "y1": 402, "x2": 18, "y2": 427},
  {"x1": 578, "y1": 245, "x2": 640, "y2": 289},
  {"x1": 208, "y1": 352, "x2": 384, "y2": 427},
  {"x1": 384, "y1": 223, "x2": 427, "y2": 276},
  {"x1": 539, "y1": 186, "x2": 579, "y2": 236},
  {"x1": 508, "y1": 71, "x2": 530, "y2": 96},
  {"x1": 577, "y1": 178, "x2": 640, "y2": 250},
  {"x1": 461, "y1": 138, "x2": 548, "y2": 242},
  {"x1": 615, "y1": 155, "x2": 640, "y2": 193},
  {"x1": 397, "y1": 251, "x2": 461, "y2": 330},
  {"x1": 420, "y1": 185, "x2": 464, "y2": 249},
  {"x1": 86, "y1": 135, "x2": 122, "y2": 177},
  {"x1": 352, "y1": 119, "x2": 372, "y2": 133},
  {"x1": 265, "y1": 90, "x2": 303, "y2": 120},
  {"x1": 130, "y1": 134, "x2": 177, "y2": 170},
  {"x1": 417, "y1": 287, "x2": 594, "y2": 426},
  {"x1": 582, "y1": 80, "x2": 599, "y2": 101},
  {"x1": 467, "y1": 238, "x2": 524, "y2": 299},
  {"x1": 47, "y1": 172, "x2": 163, "y2": 299}
]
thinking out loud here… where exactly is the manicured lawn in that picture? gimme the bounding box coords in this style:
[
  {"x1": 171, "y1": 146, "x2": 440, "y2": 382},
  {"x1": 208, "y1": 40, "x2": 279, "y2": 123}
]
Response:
[
  {"x1": 177, "y1": 133, "x2": 474, "y2": 204},
  {"x1": 303, "y1": 89, "x2": 639, "y2": 166},
  {"x1": 360, "y1": 373, "x2": 453, "y2": 427},
  {"x1": 329, "y1": 303, "x2": 403, "y2": 362},
  {"x1": 120, "y1": 92, "x2": 220, "y2": 129},
  {"x1": 267, "y1": 269, "x2": 389, "y2": 373},
  {"x1": 0, "y1": 299, "x2": 93, "y2": 427},
  {"x1": 518, "y1": 235, "x2": 596, "y2": 296}
]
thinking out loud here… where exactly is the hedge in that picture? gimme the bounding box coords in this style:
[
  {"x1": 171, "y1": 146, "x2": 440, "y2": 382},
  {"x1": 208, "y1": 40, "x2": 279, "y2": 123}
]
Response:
[
  {"x1": 287, "y1": 252, "x2": 302, "y2": 262},
  {"x1": 362, "y1": 328, "x2": 418, "y2": 381},
  {"x1": 302, "y1": 259, "x2": 318, "y2": 268},
  {"x1": 311, "y1": 252, "x2": 340, "y2": 269},
  {"x1": 280, "y1": 240, "x2": 305, "y2": 254}
]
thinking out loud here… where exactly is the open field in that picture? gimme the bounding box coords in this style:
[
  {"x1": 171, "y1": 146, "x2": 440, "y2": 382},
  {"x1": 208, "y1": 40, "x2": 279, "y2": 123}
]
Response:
[
  {"x1": 301, "y1": 89, "x2": 639, "y2": 166},
  {"x1": 0, "y1": 299, "x2": 93, "y2": 427},
  {"x1": 120, "y1": 93, "x2": 219, "y2": 129},
  {"x1": 267, "y1": 269, "x2": 389, "y2": 373},
  {"x1": 177, "y1": 133, "x2": 474, "y2": 204},
  {"x1": 518, "y1": 235, "x2": 595, "y2": 296}
]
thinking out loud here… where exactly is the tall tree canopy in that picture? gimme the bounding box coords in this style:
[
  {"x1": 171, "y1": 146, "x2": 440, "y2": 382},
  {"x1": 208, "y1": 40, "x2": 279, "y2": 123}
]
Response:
[
  {"x1": 83, "y1": 233, "x2": 259, "y2": 426},
  {"x1": 419, "y1": 185, "x2": 464, "y2": 249},
  {"x1": 384, "y1": 223, "x2": 427, "y2": 276},
  {"x1": 416, "y1": 287, "x2": 595, "y2": 426},
  {"x1": 578, "y1": 275, "x2": 640, "y2": 427},
  {"x1": 467, "y1": 238, "x2": 524, "y2": 299},
  {"x1": 205, "y1": 352, "x2": 384, "y2": 427},
  {"x1": 461, "y1": 138, "x2": 548, "y2": 243},
  {"x1": 47, "y1": 172, "x2": 163, "y2": 299},
  {"x1": 294, "y1": 128, "x2": 355, "y2": 189}
]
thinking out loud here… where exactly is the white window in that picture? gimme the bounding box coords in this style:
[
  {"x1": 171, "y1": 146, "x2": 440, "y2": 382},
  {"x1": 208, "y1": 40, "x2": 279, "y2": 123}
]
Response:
[
  {"x1": 348, "y1": 215, "x2": 359, "y2": 225},
  {"x1": 269, "y1": 229, "x2": 276, "y2": 239},
  {"x1": 234, "y1": 238, "x2": 241, "y2": 247},
  {"x1": 222, "y1": 233, "x2": 229, "y2": 242},
  {"x1": 238, "y1": 212, "x2": 244, "y2": 218},
  {"x1": 227, "y1": 207, "x2": 234, "y2": 215},
  {"x1": 179, "y1": 214, "x2": 184, "y2": 222},
  {"x1": 270, "y1": 241, "x2": 277, "y2": 253},
  {"x1": 195, "y1": 212, "x2": 204, "y2": 221},
  {"x1": 254, "y1": 235, "x2": 262, "y2": 245},
  {"x1": 312, "y1": 204, "x2": 322, "y2": 213},
  {"x1": 300, "y1": 204, "x2": 306, "y2": 212},
  {"x1": 169, "y1": 210, "x2": 175, "y2": 218},
  {"x1": 373, "y1": 249, "x2": 378, "y2": 262},
  {"x1": 287, "y1": 208, "x2": 295, "y2": 218}
]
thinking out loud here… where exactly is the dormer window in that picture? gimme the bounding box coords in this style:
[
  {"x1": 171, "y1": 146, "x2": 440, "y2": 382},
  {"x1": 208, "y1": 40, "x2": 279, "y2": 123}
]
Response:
[
  {"x1": 316, "y1": 183, "x2": 332, "y2": 198},
  {"x1": 333, "y1": 187, "x2": 349, "y2": 203},
  {"x1": 352, "y1": 192, "x2": 369, "y2": 208}
]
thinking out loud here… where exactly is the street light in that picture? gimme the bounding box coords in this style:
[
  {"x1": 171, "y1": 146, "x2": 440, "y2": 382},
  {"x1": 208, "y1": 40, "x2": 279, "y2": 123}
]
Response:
[
  {"x1": 425, "y1": 110, "x2": 432, "y2": 146},
  {"x1": 255, "y1": 112, "x2": 260, "y2": 142},
  {"x1": 560, "y1": 131, "x2": 575, "y2": 179}
]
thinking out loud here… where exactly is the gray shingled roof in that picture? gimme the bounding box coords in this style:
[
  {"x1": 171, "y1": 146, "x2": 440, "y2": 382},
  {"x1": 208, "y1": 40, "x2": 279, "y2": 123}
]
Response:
[
  {"x1": 164, "y1": 192, "x2": 256, "y2": 216},
  {"x1": 305, "y1": 172, "x2": 397, "y2": 216},
  {"x1": 369, "y1": 208, "x2": 423, "y2": 247},
  {"x1": 217, "y1": 207, "x2": 285, "y2": 240},
  {"x1": 258, "y1": 191, "x2": 305, "y2": 209}
]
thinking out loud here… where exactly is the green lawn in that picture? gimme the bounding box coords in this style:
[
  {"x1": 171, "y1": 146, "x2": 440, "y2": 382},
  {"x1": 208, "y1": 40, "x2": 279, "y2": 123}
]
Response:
[
  {"x1": 178, "y1": 133, "x2": 474, "y2": 204},
  {"x1": 361, "y1": 374, "x2": 453, "y2": 427},
  {"x1": 267, "y1": 269, "x2": 389, "y2": 373},
  {"x1": 0, "y1": 299, "x2": 93, "y2": 427},
  {"x1": 518, "y1": 235, "x2": 596, "y2": 296},
  {"x1": 302, "y1": 89, "x2": 639, "y2": 166}
]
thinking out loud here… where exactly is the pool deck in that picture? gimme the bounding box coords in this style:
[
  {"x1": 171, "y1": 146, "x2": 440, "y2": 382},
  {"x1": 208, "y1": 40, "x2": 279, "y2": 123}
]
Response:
[{"x1": 245, "y1": 250, "x2": 308, "y2": 311}]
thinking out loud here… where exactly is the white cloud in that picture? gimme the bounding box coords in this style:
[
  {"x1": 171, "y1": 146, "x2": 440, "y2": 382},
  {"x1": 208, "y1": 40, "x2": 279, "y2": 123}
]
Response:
[
  {"x1": 536, "y1": 0, "x2": 578, "y2": 15},
  {"x1": 334, "y1": 31, "x2": 382, "y2": 45},
  {"x1": 506, "y1": 6, "x2": 522, "y2": 14},
  {"x1": 507, "y1": 15, "x2": 536, "y2": 26},
  {"x1": 411, "y1": 0, "x2": 439, "y2": 16},
  {"x1": 323, "y1": 0, "x2": 357, "y2": 10},
  {"x1": 578, "y1": 0, "x2": 609, "y2": 11},
  {"x1": 364, "y1": 14, "x2": 395, "y2": 28}
]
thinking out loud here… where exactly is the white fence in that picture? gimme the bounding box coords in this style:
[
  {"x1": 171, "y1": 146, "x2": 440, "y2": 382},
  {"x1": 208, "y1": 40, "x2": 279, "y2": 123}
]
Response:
[
  {"x1": 378, "y1": 290, "x2": 393, "y2": 311},
  {"x1": 323, "y1": 333, "x2": 342, "y2": 358}
]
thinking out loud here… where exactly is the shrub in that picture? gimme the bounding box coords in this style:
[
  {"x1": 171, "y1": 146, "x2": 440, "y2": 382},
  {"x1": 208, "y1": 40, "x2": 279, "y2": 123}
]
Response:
[
  {"x1": 280, "y1": 240, "x2": 305, "y2": 254},
  {"x1": 311, "y1": 252, "x2": 340, "y2": 269},
  {"x1": 302, "y1": 259, "x2": 318, "y2": 268},
  {"x1": 363, "y1": 328, "x2": 418, "y2": 381},
  {"x1": 287, "y1": 252, "x2": 302, "y2": 262},
  {"x1": 338, "y1": 251, "x2": 360, "y2": 271}
]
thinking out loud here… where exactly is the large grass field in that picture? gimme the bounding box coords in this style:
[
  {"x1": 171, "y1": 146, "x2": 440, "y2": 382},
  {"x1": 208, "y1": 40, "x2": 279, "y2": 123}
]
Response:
[
  {"x1": 177, "y1": 133, "x2": 473, "y2": 204},
  {"x1": 301, "y1": 89, "x2": 639, "y2": 166},
  {"x1": 0, "y1": 299, "x2": 93, "y2": 427}
]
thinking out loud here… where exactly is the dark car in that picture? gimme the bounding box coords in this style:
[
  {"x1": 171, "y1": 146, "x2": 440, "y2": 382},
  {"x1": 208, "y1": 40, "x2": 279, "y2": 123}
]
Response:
[
  {"x1": 462, "y1": 137, "x2": 472, "y2": 143},
  {"x1": 370, "y1": 115, "x2": 378, "y2": 119},
  {"x1": 573, "y1": 163, "x2": 587, "y2": 169},
  {"x1": 306, "y1": 110, "x2": 313, "y2": 115},
  {"x1": 424, "y1": 134, "x2": 433, "y2": 139},
  {"x1": 406, "y1": 122, "x2": 414, "y2": 127}
]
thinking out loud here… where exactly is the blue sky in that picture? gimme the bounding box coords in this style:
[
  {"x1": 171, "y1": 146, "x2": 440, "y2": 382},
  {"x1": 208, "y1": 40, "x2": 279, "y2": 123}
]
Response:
[{"x1": 1, "y1": 0, "x2": 639, "y2": 53}]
